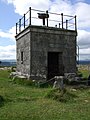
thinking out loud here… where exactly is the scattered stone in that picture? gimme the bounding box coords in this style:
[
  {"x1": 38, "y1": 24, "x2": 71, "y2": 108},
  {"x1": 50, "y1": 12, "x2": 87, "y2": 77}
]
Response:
[
  {"x1": 9, "y1": 71, "x2": 27, "y2": 81},
  {"x1": 84, "y1": 100, "x2": 88, "y2": 103},
  {"x1": 71, "y1": 89, "x2": 77, "y2": 92},
  {"x1": 9, "y1": 72, "x2": 17, "y2": 77},
  {"x1": 64, "y1": 73, "x2": 76, "y2": 82},
  {"x1": 53, "y1": 76, "x2": 64, "y2": 90}
]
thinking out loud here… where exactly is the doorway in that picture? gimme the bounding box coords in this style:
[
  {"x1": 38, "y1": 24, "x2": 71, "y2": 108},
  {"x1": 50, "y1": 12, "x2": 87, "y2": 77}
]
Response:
[{"x1": 47, "y1": 52, "x2": 64, "y2": 80}]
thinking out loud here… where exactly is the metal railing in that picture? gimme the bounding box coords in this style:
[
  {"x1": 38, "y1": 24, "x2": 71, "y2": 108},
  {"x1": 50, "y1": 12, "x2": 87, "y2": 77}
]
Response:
[{"x1": 16, "y1": 7, "x2": 77, "y2": 34}]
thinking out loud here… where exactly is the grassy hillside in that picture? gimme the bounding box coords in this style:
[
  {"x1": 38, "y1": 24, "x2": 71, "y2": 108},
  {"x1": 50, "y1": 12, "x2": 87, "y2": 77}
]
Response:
[{"x1": 0, "y1": 69, "x2": 90, "y2": 120}]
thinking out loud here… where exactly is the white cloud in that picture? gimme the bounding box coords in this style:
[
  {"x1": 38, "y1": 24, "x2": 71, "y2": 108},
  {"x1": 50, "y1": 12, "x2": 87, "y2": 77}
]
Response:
[
  {"x1": 5, "y1": 0, "x2": 51, "y2": 15},
  {"x1": 0, "y1": 45, "x2": 16, "y2": 60},
  {"x1": 0, "y1": 30, "x2": 12, "y2": 39},
  {"x1": 4, "y1": 0, "x2": 90, "y2": 29},
  {"x1": 49, "y1": 0, "x2": 73, "y2": 14},
  {"x1": 80, "y1": 48, "x2": 90, "y2": 54},
  {"x1": 0, "y1": 26, "x2": 16, "y2": 60},
  {"x1": 2, "y1": 0, "x2": 90, "y2": 60},
  {"x1": 78, "y1": 30, "x2": 90, "y2": 47},
  {"x1": 77, "y1": 29, "x2": 90, "y2": 60},
  {"x1": 0, "y1": 26, "x2": 16, "y2": 41},
  {"x1": 75, "y1": 2, "x2": 90, "y2": 29}
]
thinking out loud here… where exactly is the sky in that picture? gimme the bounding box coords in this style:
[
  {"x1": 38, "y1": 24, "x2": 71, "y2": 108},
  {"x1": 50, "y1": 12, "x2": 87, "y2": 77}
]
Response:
[{"x1": 0, "y1": 0, "x2": 90, "y2": 60}]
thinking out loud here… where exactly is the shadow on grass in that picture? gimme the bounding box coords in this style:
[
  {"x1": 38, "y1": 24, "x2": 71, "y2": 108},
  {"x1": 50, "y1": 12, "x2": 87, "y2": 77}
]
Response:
[
  {"x1": 0, "y1": 95, "x2": 5, "y2": 107},
  {"x1": 0, "y1": 94, "x2": 38, "y2": 108}
]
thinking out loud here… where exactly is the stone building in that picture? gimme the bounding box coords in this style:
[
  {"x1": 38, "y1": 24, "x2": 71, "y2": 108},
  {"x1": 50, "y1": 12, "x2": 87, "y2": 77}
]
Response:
[{"x1": 15, "y1": 7, "x2": 77, "y2": 81}]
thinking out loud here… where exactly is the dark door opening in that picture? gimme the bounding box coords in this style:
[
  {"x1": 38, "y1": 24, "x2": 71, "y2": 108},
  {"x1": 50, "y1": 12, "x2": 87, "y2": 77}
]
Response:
[{"x1": 47, "y1": 52, "x2": 64, "y2": 80}]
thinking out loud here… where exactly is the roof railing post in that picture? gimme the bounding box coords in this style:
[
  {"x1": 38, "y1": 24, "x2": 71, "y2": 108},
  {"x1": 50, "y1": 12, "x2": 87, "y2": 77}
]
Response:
[
  {"x1": 61, "y1": 13, "x2": 63, "y2": 29},
  {"x1": 46, "y1": 10, "x2": 48, "y2": 27},
  {"x1": 66, "y1": 20, "x2": 68, "y2": 29},
  {"x1": 29, "y1": 7, "x2": 31, "y2": 25},
  {"x1": 19, "y1": 19, "x2": 21, "y2": 32},
  {"x1": 75, "y1": 15, "x2": 77, "y2": 31},
  {"x1": 16, "y1": 23, "x2": 17, "y2": 34},
  {"x1": 59, "y1": 23, "x2": 60, "y2": 28},
  {"x1": 24, "y1": 14, "x2": 25, "y2": 28}
]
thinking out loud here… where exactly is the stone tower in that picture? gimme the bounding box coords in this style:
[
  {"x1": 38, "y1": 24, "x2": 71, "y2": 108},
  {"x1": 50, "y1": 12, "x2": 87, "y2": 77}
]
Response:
[{"x1": 15, "y1": 7, "x2": 77, "y2": 81}]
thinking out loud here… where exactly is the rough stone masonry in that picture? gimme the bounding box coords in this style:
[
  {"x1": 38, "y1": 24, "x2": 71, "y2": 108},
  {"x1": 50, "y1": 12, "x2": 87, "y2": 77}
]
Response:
[{"x1": 15, "y1": 25, "x2": 77, "y2": 81}]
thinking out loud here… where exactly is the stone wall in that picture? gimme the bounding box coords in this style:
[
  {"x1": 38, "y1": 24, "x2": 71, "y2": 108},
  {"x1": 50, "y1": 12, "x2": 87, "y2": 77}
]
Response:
[
  {"x1": 16, "y1": 28, "x2": 31, "y2": 76},
  {"x1": 15, "y1": 25, "x2": 77, "y2": 81}
]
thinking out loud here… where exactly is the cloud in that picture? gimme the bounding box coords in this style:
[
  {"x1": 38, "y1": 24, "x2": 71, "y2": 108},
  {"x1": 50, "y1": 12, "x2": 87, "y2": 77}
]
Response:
[
  {"x1": 0, "y1": 26, "x2": 16, "y2": 41},
  {"x1": 77, "y1": 29, "x2": 90, "y2": 60},
  {"x1": 2, "y1": 0, "x2": 90, "y2": 60},
  {"x1": 4, "y1": 0, "x2": 51, "y2": 15},
  {"x1": 0, "y1": 45, "x2": 16, "y2": 60},
  {"x1": 0, "y1": 30, "x2": 13, "y2": 39},
  {"x1": 75, "y1": 2, "x2": 90, "y2": 29},
  {"x1": 49, "y1": 0, "x2": 73, "y2": 14},
  {"x1": 4, "y1": 0, "x2": 90, "y2": 29},
  {"x1": 78, "y1": 30, "x2": 90, "y2": 48}
]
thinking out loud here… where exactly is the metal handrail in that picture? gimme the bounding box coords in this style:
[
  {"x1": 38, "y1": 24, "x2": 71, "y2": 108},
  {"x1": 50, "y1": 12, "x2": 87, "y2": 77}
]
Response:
[{"x1": 16, "y1": 7, "x2": 77, "y2": 34}]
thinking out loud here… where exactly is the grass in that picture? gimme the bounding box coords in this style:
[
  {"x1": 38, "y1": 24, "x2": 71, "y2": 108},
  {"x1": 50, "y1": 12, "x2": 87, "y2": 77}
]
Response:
[
  {"x1": 0, "y1": 69, "x2": 90, "y2": 120},
  {"x1": 78, "y1": 65, "x2": 90, "y2": 79},
  {"x1": 79, "y1": 69, "x2": 90, "y2": 78}
]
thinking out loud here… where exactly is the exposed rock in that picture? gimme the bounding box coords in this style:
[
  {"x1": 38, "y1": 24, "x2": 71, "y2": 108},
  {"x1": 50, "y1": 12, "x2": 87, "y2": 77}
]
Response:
[
  {"x1": 64, "y1": 73, "x2": 76, "y2": 82},
  {"x1": 53, "y1": 76, "x2": 64, "y2": 90},
  {"x1": 70, "y1": 89, "x2": 77, "y2": 92},
  {"x1": 9, "y1": 72, "x2": 27, "y2": 81}
]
